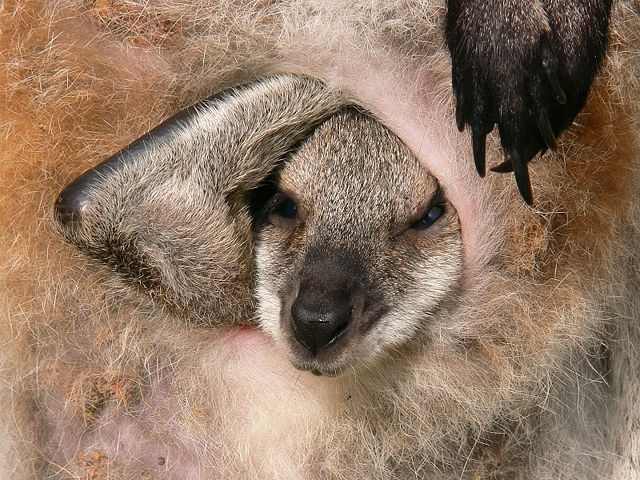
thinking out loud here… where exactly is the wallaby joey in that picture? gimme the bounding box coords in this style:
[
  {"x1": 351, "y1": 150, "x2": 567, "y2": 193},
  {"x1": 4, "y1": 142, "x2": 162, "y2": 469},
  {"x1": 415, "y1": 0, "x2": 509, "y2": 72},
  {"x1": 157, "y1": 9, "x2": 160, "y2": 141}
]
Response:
[{"x1": 253, "y1": 107, "x2": 463, "y2": 376}]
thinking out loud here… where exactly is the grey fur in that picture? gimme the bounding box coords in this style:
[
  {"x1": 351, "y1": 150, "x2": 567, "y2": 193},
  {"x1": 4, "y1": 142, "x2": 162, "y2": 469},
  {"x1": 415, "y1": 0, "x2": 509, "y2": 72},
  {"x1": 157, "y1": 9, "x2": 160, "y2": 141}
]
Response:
[
  {"x1": 1, "y1": 1, "x2": 638, "y2": 478},
  {"x1": 47, "y1": 74, "x2": 638, "y2": 478},
  {"x1": 254, "y1": 107, "x2": 463, "y2": 376},
  {"x1": 55, "y1": 75, "x2": 344, "y2": 325}
]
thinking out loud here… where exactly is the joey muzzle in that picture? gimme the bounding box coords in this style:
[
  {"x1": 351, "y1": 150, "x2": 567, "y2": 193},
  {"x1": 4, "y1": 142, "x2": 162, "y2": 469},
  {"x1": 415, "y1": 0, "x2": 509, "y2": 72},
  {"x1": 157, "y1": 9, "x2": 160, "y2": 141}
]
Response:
[
  {"x1": 288, "y1": 252, "x2": 365, "y2": 355},
  {"x1": 291, "y1": 285, "x2": 354, "y2": 354}
]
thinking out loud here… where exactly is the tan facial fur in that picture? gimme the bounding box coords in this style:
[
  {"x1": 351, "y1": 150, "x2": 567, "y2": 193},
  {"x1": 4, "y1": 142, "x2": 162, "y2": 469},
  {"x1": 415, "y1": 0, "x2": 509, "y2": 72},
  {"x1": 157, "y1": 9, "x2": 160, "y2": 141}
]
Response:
[
  {"x1": 1, "y1": 1, "x2": 639, "y2": 479},
  {"x1": 255, "y1": 108, "x2": 463, "y2": 376}
]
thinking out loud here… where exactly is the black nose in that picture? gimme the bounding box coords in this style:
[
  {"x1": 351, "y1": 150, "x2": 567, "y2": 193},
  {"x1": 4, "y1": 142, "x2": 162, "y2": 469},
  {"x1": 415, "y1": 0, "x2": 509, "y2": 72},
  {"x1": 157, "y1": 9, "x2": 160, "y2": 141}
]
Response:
[{"x1": 291, "y1": 289, "x2": 352, "y2": 353}]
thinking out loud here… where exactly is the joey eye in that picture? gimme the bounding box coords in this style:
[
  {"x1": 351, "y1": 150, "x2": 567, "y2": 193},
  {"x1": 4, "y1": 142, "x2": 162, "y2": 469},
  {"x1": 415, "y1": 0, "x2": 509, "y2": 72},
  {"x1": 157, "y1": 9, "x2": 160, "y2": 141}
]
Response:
[
  {"x1": 272, "y1": 194, "x2": 298, "y2": 219},
  {"x1": 410, "y1": 205, "x2": 444, "y2": 231}
]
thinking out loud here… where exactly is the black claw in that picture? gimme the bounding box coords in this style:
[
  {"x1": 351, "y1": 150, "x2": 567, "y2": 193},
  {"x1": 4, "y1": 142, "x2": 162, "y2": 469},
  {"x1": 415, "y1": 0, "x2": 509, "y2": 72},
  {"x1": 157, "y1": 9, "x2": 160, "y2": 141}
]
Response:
[
  {"x1": 456, "y1": 104, "x2": 466, "y2": 132},
  {"x1": 537, "y1": 109, "x2": 557, "y2": 150},
  {"x1": 510, "y1": 149, "x2": 534, "y2": 205},
  {"x1": 542, "y1": 58, "x2": 567, "y2": 105},
  {"x1": 490, "y1": 159, "x2": 514, "y2": 173},
  {"x1": 472, "y1": 129, "x2": 487, "y2": 177},
  {"x1": 454, "y1": 86, "x2": 466, "y2": 132}
]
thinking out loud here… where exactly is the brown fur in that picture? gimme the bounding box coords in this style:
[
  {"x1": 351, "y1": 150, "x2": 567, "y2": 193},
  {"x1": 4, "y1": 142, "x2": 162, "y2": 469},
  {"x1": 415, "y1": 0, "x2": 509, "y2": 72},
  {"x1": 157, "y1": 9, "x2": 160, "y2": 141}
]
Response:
[{"x1": 1, "y1": 0, "x2": 639, "y2": 478}]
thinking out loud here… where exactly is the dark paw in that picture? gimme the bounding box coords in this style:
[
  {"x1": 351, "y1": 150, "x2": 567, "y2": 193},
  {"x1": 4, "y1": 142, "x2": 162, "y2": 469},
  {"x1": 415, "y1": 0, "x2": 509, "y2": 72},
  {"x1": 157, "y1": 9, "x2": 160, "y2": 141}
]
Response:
[{"x1": 445, "y1": 0, "x2": 613, "y2": 205}]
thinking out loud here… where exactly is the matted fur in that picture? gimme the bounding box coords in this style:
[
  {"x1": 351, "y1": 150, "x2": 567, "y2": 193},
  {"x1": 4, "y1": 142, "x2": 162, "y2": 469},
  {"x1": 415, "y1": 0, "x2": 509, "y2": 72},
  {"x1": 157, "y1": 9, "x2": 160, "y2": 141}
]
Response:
[{"x1": 1, "y1": 0, "x2": 639, "y2": 478}]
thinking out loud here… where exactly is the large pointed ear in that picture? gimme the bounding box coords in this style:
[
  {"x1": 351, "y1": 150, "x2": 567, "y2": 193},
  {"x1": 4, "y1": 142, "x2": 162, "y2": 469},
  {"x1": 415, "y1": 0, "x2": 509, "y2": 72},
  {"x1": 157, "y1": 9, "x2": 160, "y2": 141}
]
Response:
[{"x1": 54, "y1": 75, "x2": 343, "y2": 325}]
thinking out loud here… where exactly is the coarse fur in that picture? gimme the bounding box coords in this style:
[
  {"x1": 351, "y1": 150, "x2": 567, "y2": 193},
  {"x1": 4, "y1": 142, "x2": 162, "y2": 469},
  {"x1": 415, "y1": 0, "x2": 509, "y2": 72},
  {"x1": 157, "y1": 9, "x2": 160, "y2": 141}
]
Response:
[
  {"x1": 1, "y1": 1, "x2": 639, "y2": 479},
  {"x1": 253, "y1": 107, "x2": 464, "y2": 377}
]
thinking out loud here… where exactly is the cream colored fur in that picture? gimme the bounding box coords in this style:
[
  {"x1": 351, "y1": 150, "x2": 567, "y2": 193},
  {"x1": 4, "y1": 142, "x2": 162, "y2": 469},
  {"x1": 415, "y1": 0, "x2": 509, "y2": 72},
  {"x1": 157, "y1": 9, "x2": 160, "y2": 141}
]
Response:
[{"x1": 1, "y1": 1, "x2": 639, "y2": 478}]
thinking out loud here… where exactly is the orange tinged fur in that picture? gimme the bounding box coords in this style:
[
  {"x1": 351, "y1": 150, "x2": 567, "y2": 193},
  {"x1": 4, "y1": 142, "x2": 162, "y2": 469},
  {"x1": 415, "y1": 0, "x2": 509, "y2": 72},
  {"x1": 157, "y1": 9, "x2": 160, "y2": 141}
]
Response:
[{"x1": 1, "y1": 1, "x2": 639, "y2": 478}]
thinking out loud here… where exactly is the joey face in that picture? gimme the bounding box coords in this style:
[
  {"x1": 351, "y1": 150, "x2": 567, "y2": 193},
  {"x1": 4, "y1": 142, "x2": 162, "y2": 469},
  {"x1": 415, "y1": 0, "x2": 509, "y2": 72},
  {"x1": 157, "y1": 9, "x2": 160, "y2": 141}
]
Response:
[{"x1": 254, "y1": 108, "x2": 463, "y2": 376}]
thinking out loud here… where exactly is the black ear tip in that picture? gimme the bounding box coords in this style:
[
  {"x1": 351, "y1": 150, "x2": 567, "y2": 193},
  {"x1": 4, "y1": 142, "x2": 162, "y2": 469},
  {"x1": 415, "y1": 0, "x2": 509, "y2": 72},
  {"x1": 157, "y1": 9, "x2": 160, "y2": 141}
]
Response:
[
  {"x1": 54, "y1": 192, "x2": 76, "y2": 227},
  {"x1": 54, "y1": 177, "x2": 91, "y2": 227},
  {"x1": 53, "y1": 105, "x2": 195, "y2": 229},
  {"x1": 54, "y1": 183, "x2": 89, "y2": 227},
  {"x1": 54, "y1": 164, "x2": 107, "y2": 228},
  {"x1": 53, "y1": 140, "x2": 141, "y2": 230}
]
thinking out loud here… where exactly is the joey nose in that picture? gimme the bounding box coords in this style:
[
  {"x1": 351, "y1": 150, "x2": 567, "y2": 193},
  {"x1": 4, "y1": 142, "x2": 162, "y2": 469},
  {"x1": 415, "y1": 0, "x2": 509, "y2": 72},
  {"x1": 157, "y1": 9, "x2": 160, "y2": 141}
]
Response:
[{"x1": 290, "y1": 292, "x2": 352, "y2": 353}]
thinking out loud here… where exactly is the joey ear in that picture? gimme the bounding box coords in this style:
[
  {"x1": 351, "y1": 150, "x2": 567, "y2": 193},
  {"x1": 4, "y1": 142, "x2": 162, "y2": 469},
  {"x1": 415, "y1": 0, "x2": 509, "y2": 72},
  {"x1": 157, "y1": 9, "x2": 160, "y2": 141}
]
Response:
[
  {"x1": 54, "y1": 104, "x2": 201, "y2": 229},
  {"x1": 54, "y1": 74, "x2": 343, "y2": 325}
]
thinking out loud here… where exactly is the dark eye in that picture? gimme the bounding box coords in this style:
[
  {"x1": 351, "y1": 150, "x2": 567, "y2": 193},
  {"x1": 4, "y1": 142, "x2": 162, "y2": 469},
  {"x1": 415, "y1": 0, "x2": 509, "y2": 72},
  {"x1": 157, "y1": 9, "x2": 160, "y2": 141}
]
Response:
[
  {"x1": 410, "y1": 205, "x2": 444, "y2": 231},
  {"x1": 272, "y1": 194, "x2": 297, "y2": 219}
]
